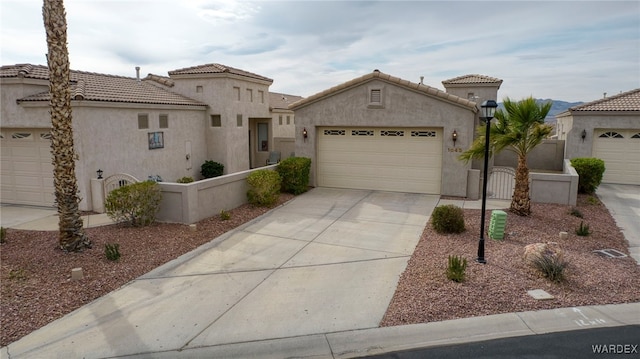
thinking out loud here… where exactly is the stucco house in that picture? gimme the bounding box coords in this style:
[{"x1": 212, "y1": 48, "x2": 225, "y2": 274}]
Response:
[
  {"x1": 290, "y1": 70, "x2": 503, "y2": 197},
  {"x1": 556, "y1": 88, "x2": 640, "y2": 185},
  {"x1": 0, "y1": 63, "x2": 300, "y2": 210}
]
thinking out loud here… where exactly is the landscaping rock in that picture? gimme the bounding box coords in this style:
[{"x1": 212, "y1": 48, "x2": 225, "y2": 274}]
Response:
[{"x1": 523, "y1": 242, "x2": 563, "y2": 265}]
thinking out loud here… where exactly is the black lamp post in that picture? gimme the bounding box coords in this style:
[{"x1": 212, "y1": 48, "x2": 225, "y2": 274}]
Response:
[{"x1": 477, "y1": 100, "x2": 498, "y2": 264}]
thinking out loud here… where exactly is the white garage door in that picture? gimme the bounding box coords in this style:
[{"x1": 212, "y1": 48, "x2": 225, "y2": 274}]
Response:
[
  {"x1": 592, "y1": 129, "x2": 640, "y2": 185},
  {"x1": 317, "y1": 127, "x2": 442, "y2": 194},
  {"x1": 1, "y1": 129, "x2": 55, "y2": 206}
]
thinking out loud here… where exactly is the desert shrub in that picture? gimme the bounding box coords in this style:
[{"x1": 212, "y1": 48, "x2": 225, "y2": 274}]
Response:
[
  {"x1": 8, "y1": 268, "x2": 27, "y2": 281},
  {"x1": 0, "y1": 227, "x2": 6, "y2": 244},
  {"x1": 220, "y1": 209, "x2": 231, "y2": 221},
  {"x1": 576, "y1": 221, "x2": 590, "y2": 236},
  {"x1": 431, "y1": 205, "x2": 465, "y2": 234},
  {"x1": 176, "y1": 176, "x2": 194, "y2": 184},
  {"x1": 532, "y1": 253, "x2": 568, "y2": 282},
  {"x1": 105, "y1": 180, "x2": 162, "y2": 227},
  {"x1": 105, "y1": 243, "x2": 121, "y2": 261},
  {"x1": 201, "y1": 160, "x2": 224, "y2": 179},
  {"x1": 246, "y1": 170, "x2": 281, "y2": 207},
  {"x1": 587, "y1": 196, "x2": 600, "y2": 205},
  {"x1": 570, "y1": 158, "x2": 605, "y2": 194},
  {"x1": 446, "y1": 255, "x2": 468, "y2": 282},
  {"x1": 569, "y1": 207, "x2": 583, "y2": 218},
  {"x1": 276, "y1": 157, "x2": 312, "y2": 195}
]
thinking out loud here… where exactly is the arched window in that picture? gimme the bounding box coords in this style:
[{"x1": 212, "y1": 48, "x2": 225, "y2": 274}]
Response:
[{"x1": 599, "y1": 131, "x2": 623, "y2": 138}]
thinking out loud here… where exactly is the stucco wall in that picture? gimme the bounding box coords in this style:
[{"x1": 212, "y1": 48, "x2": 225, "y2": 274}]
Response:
[
  {"x1": 171, "y1": 75, "x2": 271, "y2": 174},
  {"x1": 557, "y1": 112, "x2": 640, "y2": 159},
  {"x1": 494, "y1": 139, "x2": 565, "y2": 171},
  {"x1": 293, "y1": 79, "x2": 477, "y2": 197}
]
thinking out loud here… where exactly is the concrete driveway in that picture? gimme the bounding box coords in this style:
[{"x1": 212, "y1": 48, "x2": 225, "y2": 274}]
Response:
[
  {"x1": 4, "y1": 188, "x2": 439, "y2": 358},
  {"x1": 596, "y1": 184, "x2": 640, "y2": 264}
]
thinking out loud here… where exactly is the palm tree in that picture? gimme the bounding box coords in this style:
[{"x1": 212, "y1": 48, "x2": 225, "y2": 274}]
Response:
[
  {"x1": 460, "y1": 97, "x2": 553, "y2": 216},
  {"x1": 43, "y1": 0, "x2": 91, "y2": 251}
]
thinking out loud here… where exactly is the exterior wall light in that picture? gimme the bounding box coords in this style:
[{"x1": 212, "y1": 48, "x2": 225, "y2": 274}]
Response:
[
  {"x1": 97, "y1": 169, "x2": 103, "y2": 179},
  {"x1": 477, "y1": 100, "x2": 498, "y2": 264},
  {"x1": 303, "y1": 127, "x2": 308, "y2": 142},
  {"x1": 581, "y1": 129, "x2": 587, "y2": 142},
  {"x1": 452, "y1": 130, "x2": 458, "y2": 146}
]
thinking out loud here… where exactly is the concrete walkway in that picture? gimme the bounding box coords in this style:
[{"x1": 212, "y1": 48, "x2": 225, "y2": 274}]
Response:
[
  {"x1": 0, "y1": 204, "x2": 114, "y2": 230},
  {"x1": 1, "y1": 188, "x2": 638, "y2": 359}
]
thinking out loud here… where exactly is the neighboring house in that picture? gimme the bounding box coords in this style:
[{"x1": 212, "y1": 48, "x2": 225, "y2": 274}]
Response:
[
  {"x1": 270, "y1": 92, "x2": 304, "y2": 160},
  {"x1": 556, "y1": 89, "x2": 640, "y2": 185},
  {"x1": 0, "y1": 63, "x2": 300, "y2": 210},
  {"x1": 290, "y1": 70, "x2": 502, "y2": 197}
]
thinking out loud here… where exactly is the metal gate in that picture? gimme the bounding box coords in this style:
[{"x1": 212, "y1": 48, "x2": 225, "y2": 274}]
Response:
[{"x1": 487, "y1": 166, "x2": 515, "y2": 200}]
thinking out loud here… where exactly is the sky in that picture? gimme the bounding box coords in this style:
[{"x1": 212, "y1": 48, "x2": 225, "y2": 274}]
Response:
[{"x1": 1, "y1": 0, "x2": 638, "y2": 103}]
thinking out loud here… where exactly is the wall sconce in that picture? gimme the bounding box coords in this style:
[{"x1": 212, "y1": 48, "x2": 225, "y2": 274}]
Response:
[
  {"x1": 97, "y1": 169, "x2": 103, "y2": 179},
  {"x1": 303, "y1": 127, "x2": 308, "y2": 142},
  {"x1": 452, "y1": 130, "x2": 458, "y2": 146},
  {"x1": 581, "y1": 129, "x2": 587, "y2": 142}
]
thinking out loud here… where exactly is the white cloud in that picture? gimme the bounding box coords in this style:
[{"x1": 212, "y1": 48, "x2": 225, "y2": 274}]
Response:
[{"x1": 1, "y1": 0, "x2": 638, "y2": 102}]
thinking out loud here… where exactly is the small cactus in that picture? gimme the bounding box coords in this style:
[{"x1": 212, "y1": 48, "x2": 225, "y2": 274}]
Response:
[{"x1": 105, "y1": 243, "x2": 121, "y2": 261}]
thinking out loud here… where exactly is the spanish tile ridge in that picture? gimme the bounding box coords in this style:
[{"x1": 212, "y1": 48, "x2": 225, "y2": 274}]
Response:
[
  {"x1": 290, "y1": 70, "x2": 477, "y2": 111},
  {"x1": 72, "y1": 79, "x2": 86, "y2": 100},
  {"x1": 143, "y1": 73, "x2": 175, "y2": 87},
  {"x1": 442, "y1": 74, "x2": 503, "y2": 85},
  {"x1": 569, "y1": 88, "x2": 640, "y2": 111},
  {"x1": 269, "y1": 91, "x2": 304, "y2": 109},
  {"x1": 167, "y1": 63, "x2": 273, "y2": 82}
]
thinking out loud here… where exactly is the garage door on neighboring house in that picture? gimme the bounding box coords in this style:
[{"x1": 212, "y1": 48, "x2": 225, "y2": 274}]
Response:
[
  {"x1": 592, "y1": 129, "x2": 640, "y2": 185},
  {"x1": 317, "y1": 127, "x2": 442, "y2": 194},
  {"x1": 0, "y1": 129, "x2": 55, "y2": 206}
]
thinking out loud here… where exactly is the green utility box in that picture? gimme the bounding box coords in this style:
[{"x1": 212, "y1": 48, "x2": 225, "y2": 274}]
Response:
[{"x1": 489, "y1": 210, "x2": 507, "y2": 240}]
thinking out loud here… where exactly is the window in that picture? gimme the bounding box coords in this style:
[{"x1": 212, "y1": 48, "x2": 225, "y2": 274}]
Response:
[
  {"x1": 148, "y1": 132, "x2": 164, "y2": 149},
  {"x1": 138, "y1": 114, "x2": 149, "y2": 129},
  {"x1": 210, "y1": 114, "x2": 221, "y2": 127},
  {"x1": 233, "y1": 86, "x2": 240, "y2": 101},
  {"x1": 381, "y1": 130, "x2": 404, "y2": 137},
  {"x1": 286, "y1": 115, "x2": 291, "y2": 125},
  {"x1": 279, "y1": 115, "x2": 283, "y2": 125},
  {"x1": 40, "y1": 132, "x2": 52, "y2": 140},
  {"x1": 352, "y1": 130, "x2": 373, "y2": 136},
  {"x1": 258, "y1": 90, "x2": 265, "y2": 103},
  {"x1": 236, "y1": 114, "x2": 243, "y2": 127},
  {"x1": 258, "y1": 122, "x2": 268, "y2": 151},
  {"x1": 11, "y1": 132, "x2": 32, "y2": 140},
  {"x1": 599, "y1": 132, "x2": 623, "y2": 138},
  {"x1": 246, "y1": 89, "x2": 253, "y2": 102},
  {"x1": 324, "y1": 129, "x2": 345, "y2": 136},
  {"x1": 411, "y1": 130, "x2": 437, "y2": 137},
  {"x1": 632, "y1": 133, "x2": 640, "y2": 139},
  {"x1": 196, "y1": 85, "x2": 203, "y2": 93},
  {"x1": 159, "y1": 114, "x2": 169, "y2": 129}
]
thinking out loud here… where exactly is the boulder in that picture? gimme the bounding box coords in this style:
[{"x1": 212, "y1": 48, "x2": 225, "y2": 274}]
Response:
[{"x1": 523, "y1": 242, "x2": 563, "y2": 265}]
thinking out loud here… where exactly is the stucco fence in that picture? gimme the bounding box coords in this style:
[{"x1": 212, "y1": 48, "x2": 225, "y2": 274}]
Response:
[
  {"x1": 91, "y1": 165, "x2": 278, "y2": 224},
  {"x1": 467, "y1": 158, "x2": 578, "y2": 206},
  {"x1": 91, "y1": 159, "x2": 578, "y2": 226}
]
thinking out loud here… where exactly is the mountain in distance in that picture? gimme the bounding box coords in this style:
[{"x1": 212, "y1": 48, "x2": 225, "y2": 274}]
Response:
[{"x1": 497, "y1": 99, "x2": 584, "y2": 124}]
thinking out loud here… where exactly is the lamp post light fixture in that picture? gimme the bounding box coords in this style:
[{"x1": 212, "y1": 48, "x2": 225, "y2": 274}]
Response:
[{"x1": 477, "y1": 100, "x2": 498, "y2": 264}]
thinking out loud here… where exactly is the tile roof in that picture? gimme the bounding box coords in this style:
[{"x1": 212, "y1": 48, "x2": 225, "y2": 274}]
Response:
[
  {"x1": 269, "y1": 92, "x2": 304, "y2": 110},
  {"x1": 568, "y1": 88, "x2": 640, "y2": 112},
  {"x1": 289, "y1": 70, "x2": 478, "y2": 112},
  {"x1": 441, "y1": 74, "x2": 503, "y2": 86},
  {"x1": 168, "y1": 63, "x2": 273, "y2": 83},
  {"x1": 1, "y1": 64, "x2": 206, "y2": 107}
]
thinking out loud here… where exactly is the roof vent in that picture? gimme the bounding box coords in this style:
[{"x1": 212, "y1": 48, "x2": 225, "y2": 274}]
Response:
[
  {"x1": 136, "y1": 66, "x2": 141, "y2": 82},
  {"x1": 420, "y1": 76, "x2": 424, "y2": 85}
]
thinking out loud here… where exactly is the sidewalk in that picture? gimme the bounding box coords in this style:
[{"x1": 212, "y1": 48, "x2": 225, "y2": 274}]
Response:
[{"x1": 0, "y1": 204, "x2": 114, "y2": 230}]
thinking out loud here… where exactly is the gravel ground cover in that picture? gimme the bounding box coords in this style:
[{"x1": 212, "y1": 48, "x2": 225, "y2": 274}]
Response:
[{"x1": 381, "y1": 194, "x2": 640, "y2": 326}]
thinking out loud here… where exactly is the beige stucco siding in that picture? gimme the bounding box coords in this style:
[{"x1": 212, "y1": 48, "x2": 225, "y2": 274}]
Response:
[{"x1": 294, "y1": 79, "x2": 476, "y2": 197}]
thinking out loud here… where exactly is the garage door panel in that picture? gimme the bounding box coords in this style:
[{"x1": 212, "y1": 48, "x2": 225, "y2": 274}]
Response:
[
  {"x1": 593, "y1": 129, "x2": 640, "y2": 185},
  {"x1": 318, "y1": 127, "x2": 442, "y2": 194},
  {"x1": 1, "y1": 129, "x2": 55, "y2": 206}
]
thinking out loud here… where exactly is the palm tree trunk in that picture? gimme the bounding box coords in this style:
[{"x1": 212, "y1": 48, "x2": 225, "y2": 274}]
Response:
[
  {"x1": 43, "y1": 0, "x2": 91, "y2": 251},
  {"x1": 510, "y1": 155, "x2": 531, "y2": 216}
]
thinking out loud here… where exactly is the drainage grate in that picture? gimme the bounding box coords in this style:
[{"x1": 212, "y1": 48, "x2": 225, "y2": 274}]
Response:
[{"x1": 593, "y1": 249, "x2": 628, "y2": 258}]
